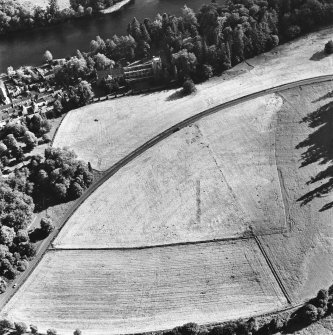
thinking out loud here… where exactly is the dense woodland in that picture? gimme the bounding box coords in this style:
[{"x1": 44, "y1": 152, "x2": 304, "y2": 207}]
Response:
[
  {"x1": 47, "y1": 0, "x2": 333, "y2": 99},
  {"x1": 0, "y1": 117, "x2": 93, "y2": 289}
]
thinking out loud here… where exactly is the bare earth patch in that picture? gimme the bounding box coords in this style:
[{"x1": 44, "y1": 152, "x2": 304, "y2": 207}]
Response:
[
  {"x1": 2, "y1": 241, "x2": 287, "y2": 335},
  {"x1": 53, "y1": 27, "x2": 333, "y2": 171},
  {"x1": 54, "y1": 94, "x2": 284, "y2": 249}
]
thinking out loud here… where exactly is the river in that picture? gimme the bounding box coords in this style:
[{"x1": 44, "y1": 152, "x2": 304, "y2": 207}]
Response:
[{"x1": 0, "y1": 0, "x2": 216, "y2": 73}]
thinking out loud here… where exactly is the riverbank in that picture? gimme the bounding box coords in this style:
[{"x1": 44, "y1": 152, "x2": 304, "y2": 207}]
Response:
[
  {"x1": 100, "y1": 0, "x2": 132, "y2": 14},
  {"x1": 0, "y1": 0, "x2": 133, "y2": 39},
  {"x1": 0, "y1": 0, "x2": 207, "y2": 72}
]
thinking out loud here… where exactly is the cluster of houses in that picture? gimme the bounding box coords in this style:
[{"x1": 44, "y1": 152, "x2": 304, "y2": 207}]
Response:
[
  {"x1": 0, "y1": 56, "x2": 163, "y2": 129},
  {"x1": 96, "y1": 56, "x2": 162, "y2": 86},
  {"x1": 0, "y1": 62, "x2": 64, "y2": 129}
]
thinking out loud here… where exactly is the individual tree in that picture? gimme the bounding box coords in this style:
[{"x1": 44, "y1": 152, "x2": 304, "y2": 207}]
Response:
[
  {"x1": 0, "y1": 279, "x2": 7, "y2": 294},
  {"x1": 4, "y1": 134, "x2": 19, "y2": 151},
  {"x1": 13, "y1": 146, "x2": 25, "y2": 163},
  {"x1": 0, "y1": 142, "x2": 7, "y2": 156},
  {"x1": 94, "y1": 53, "x2": 114, "y2": 70},
  {"x1": 128, "y1": 17, "x2": 142, "y2": 41},
  {"x1": 15, "y1": 230, "x2": 29, "y2": 243},
  {"x1": 54, "y1": 183, "x2": 68, "y2": 200},
  {"x1": 201, "y1": 64, "x2": 213, "y2": 79},
  {"x1": 28, "y1": 114, "x2": 51, "y2": 136},
  {"x1": 40, "y1": 217, "x2": 55, "y2": 235},
  {"x1": 48, "y1": 0, "x2": 60, "y2": 18},
  {"x1": 179, "y1": 323, "x2": 200, "y2": 335},
  {"x1": 0, "y1": 319, "x2": 14, "y2": 330},
  {"x1": 53, "y1": 99, "x2": 63, "y2": 116},
  {"x1": 69, "y1": 182, "x2": 84, "y2": 199},
  {"x1": 14, "y1": 322, "x2": 28, "y2": 335},
  {"x1": 181, "y1": 5, "x2": 198, "y2": 29},
  {"x1": 77, "y1": 81, "x2": 94, "y2": 105},
  {"x1": 0, "y1": 226, "x2": 15, "y2": 247},
  {"x1": 302, "y1": 304, "x2": 318, "y2": 323},
  {"x1": 76, "y1": 5, "x2": 84, "y2": 15},
  {"x1": 172, "y1": 49, "x2": 197, "y2": 80},
  {"x1": 74, "y1": 329, "x2": 82, "y2": 335},
  {"x1": 43, "y1": 50, "x2": 53, "y2": 63},
  {"x1": 47, "y1": 329, "x2": 58, "y2": 335},
  {"x1": 182, "y1": 79, "x2": 196, "y2": 95},
  {"x1": 23, "y1": 131, "x2": 38, "y2": 151},
  {"x1": 268, "y1": 317, "x2": 283, "y2": 333},
  {"x1": 86, "y1": 7, "x2": 93, "y2": 15},
  {"x1": 16, "y1": 260, "x2": 29, "y2": 272},
  {"x1": 30, "y1": 325, "x2": 38, "y2": 334},
  {"x1": 42, "y1": 134, "x2": 52, "y2": 143},
  {"x1": 18, "y1": 242, "x2": 36, "y2": 258}
]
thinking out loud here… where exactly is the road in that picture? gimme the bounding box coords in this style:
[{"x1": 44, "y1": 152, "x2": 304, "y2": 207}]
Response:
[{"x1": 1, "y1": 74, "x2": 333, "y2": 312}]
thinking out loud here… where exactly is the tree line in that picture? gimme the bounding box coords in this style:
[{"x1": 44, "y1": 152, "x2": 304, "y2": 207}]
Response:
[
  {"x1": 47, "y1": 0, "x2": 333, "y2": 100},
  {"x1": 0, "y1": 116, "x2": 93, "y2": 291},
  {"x1": 0, "y1": 146, "x2": 93, "y2": 289},
  {"x1": 0, "y1": 0, "x2": 121, "y2": 36}
]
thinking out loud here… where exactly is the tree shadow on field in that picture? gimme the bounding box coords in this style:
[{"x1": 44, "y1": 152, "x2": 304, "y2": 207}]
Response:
[
  {"x1": 296, "y1": 100, "x2": 333, "y2": 210},
  {"x1": 29, "y1": 228, "x2": 48, "y2": 243},
  {"x1": 166, "y1": 89, "x2": 186, "y2": 101},
  {"x1": 310, "y1": 50, "x2": 331, "y2": 61}
]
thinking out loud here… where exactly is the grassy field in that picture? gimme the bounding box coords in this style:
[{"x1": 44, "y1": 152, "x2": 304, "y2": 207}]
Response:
[
  {"x1": 259, "y1": 81, "x2": 333, "y2": 303},
  {"x1": 54, "y1": 94, "x2": 285, "y2": 249},
  {"x1": 2, "y1": 241, "x2": 287, "y2": 335},
  {"x1": 53, "y1": 27, "x2": 333, "y2": 171}
]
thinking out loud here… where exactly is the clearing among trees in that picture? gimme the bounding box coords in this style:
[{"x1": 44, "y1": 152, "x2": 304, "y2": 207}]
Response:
[
  {"x1": 2, "y1": 241, "x2": 287, "y2": 335},
  {"x1": 54, "y1": 94, "x2": 284, "y2": 249},
  {"x1": 53, "y1": 26, "x2": 333, "y2": 171}
]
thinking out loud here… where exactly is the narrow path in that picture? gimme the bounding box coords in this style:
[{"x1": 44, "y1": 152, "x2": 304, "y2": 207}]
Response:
[{"x1": 1, "y1": 74, "x2": 333, "y2": 312}]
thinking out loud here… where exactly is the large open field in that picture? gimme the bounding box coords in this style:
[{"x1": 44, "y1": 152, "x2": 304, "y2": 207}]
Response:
[
  {"x1": 54, "y1": 94, "x2": 285, "y2": 249},
  {"x1": 2, "y1": 241, "x2": 287, "y2": 335},
  {"x1": 53, "y1": 27, "x2": 333, "y2": 171}
]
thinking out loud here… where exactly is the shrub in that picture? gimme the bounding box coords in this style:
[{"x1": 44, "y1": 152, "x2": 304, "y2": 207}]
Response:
[{"x1": 182, "y1": 79, "x2": 196, "y2": 95}]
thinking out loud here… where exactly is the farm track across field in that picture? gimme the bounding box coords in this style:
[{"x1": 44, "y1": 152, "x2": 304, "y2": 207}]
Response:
[
  {"x1": 254, "y1": 235, "x2": 293, "y2": 305},
  {"x1": 2, "y1": 74, "x2": 333, "y2": 316}
]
